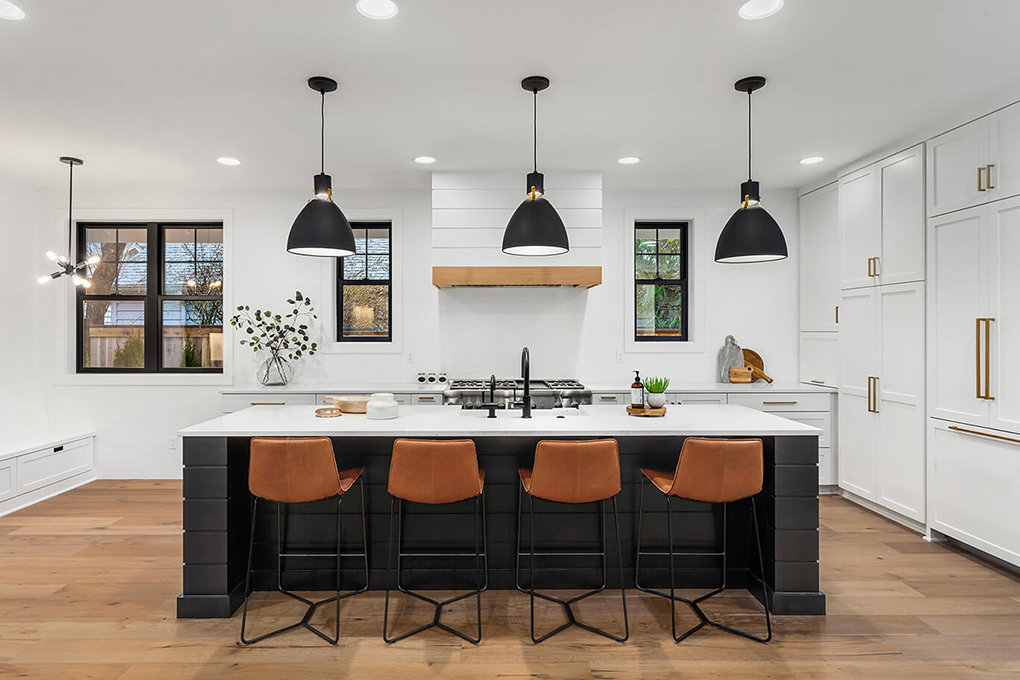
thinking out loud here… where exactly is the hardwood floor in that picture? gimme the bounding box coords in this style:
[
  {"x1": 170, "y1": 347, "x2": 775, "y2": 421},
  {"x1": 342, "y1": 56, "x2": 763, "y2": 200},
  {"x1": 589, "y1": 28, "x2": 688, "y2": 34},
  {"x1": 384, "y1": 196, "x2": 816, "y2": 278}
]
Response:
[{"x1": 1, "y1": 481, "x2": 1020, "y2": 678}]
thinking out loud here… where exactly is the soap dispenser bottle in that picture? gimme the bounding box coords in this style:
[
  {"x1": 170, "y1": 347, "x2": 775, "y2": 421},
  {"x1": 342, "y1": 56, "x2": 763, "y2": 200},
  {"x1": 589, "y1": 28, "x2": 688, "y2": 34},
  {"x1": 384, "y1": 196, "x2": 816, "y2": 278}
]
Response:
[{"x1": 631, "y1": 370, "x2": 645, "y2": 409}]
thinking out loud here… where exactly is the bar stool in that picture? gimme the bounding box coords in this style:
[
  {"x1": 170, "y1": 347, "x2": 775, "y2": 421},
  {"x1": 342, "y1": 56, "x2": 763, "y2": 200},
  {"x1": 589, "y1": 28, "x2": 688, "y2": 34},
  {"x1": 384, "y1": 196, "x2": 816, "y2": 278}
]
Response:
[
  {"x1": 516, "y1": 439, "x2": 629, "y2": 643},
  {"x1": 240, "y1": 437, "x2": 368, "y2": 645},
  {"x1": 383, "y1": 438, "x2": 487, "y2": 644},
  {"x1": 635, "y1": 437, "x2": 771, "y2": 643}
]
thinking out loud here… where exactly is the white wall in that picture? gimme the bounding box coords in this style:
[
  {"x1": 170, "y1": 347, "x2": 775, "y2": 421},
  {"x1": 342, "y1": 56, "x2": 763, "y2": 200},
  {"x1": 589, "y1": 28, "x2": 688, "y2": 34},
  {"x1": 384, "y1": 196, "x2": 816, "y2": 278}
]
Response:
[{"x1": 7, "y1": 177, "x2": 799, "y2": 478}]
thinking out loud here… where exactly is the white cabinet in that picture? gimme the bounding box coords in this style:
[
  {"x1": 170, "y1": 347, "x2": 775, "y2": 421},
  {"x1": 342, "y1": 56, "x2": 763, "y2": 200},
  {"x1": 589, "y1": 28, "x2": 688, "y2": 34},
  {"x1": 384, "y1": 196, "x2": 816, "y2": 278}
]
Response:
[
  {"x1": 928, "y1": 196, "x2": 1020, "y2": 432},
  {"x1": 592, "y1": 393, "x2": 627, "y2": 405},
  {"x1": 839, "y1": 283, "x2": 926, "y2": 520},
  {"x1": 839, "y1": 145, "x2": 925, "y2": 290},
  {"x1": 17, "y1": 439, "x2": 94, "y2": 495},
  {"x1": 928, "y1": 101, "x2": 1020, "y2": 217},
  {"x1": 0, "y1": 459, "x2": 16, "y2": 503},
  {"x1": 221, "y1": 393, "x2": 317, "y2": 414},
  {"x1": 930, "y1": 420, "x2": 1020, "y2": 567},
  {"x1": 799, "y1": 332, "x2": 839, "y2": 388},
  {"x1": 800, "y1": 182, "x2": 840, "y2": 331},
  {"x1": 665, "y1": 393, "x2": 726, "y2": 406}
]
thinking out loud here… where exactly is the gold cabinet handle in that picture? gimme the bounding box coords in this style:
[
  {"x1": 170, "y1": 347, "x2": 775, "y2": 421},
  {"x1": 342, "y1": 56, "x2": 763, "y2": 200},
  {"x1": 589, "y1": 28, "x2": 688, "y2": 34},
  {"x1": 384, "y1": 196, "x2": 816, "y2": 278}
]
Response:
[
  {"x1": 976, "y1": 317, "x2": 983, "y2": 399},
  {"x1": 987, "y1": 164, "x2": 996, "y2": 190},
  {"x1": 867, "y1": 377, "x2": 880, "y2": 413},
  {"x1": 978, "y1": 166, "x2": 986, "y2": 192},
  {"x1": 866, "y1": 377, "x2": 872, "y2": 412},
  {"x1": 250, "y1": 402, "x2": 285, "y2": 406},
  {"x1": 949, "y1": 425, "x2": 1019, "y2": 445},
  {"x1": 976, "y1": 318, "x2": 995, "y2": 400},
  {"x1": 983, "y1": 318, "x2": 994, "y2": 400},
  {"x1": 872, "y1": 256, "x2": 880, "y2": 277},
  {"x1": 836, "y1": 305, "x2": 839, "y2": 324},
  {"x1": 867, "y1": 257, "x2": 873, "y2": 277},
  {"x1": 810, "y1": 380, "x2": 825, "y2": 385}
]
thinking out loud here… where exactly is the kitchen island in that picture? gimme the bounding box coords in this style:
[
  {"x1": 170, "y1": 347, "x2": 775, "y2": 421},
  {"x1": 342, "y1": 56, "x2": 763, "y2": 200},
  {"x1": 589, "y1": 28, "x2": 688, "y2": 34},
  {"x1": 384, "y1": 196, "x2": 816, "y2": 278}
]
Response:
[{"x1": 177, "y1": 404, "x2": 824, "y2": 618}]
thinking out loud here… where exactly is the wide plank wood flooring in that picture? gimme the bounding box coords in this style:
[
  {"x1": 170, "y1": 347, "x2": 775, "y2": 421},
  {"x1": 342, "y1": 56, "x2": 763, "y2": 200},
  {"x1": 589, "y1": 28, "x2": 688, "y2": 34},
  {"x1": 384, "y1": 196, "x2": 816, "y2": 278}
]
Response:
[{"x1": 1, "y1": 481, "x2": 1020, "y2": 678}]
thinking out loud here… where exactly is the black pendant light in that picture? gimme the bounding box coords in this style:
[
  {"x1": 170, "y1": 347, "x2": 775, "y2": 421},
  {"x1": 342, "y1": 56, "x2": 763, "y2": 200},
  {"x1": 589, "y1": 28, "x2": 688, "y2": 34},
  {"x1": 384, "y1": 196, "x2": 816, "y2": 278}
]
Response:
[
  {"x1": 38, "y1": 156, "x2": 99, "y2": 288},
  {"x1": 502, "y1": 75, "x2": 569, "y2": 256},
  {"x1": 287, "y1": 76, "x2": 357, "y2": 257},
  {"x1": 715, "y1": 76, "x2": 788, "y2": 264}
]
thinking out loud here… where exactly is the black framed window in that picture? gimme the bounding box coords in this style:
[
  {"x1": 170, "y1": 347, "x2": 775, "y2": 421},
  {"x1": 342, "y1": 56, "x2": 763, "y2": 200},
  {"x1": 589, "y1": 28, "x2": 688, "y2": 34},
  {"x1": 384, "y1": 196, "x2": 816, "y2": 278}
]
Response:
[
  {"x1": 634, "y1": 222, "x2": 689, "y2": 341},
  {"x1": 77, "y1": 222, "x2": 224, "y2": 372},
  {"x1": 336, "y1": 222, "x2": 392, "y2": 342}
]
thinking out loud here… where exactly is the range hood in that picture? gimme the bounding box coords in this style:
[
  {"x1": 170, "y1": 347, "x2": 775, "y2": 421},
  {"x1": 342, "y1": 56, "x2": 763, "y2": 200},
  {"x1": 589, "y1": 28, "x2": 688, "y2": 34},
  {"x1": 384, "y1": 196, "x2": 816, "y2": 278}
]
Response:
[{"x1": 432, "y1": 266, "x2": 602, "y2": 289}]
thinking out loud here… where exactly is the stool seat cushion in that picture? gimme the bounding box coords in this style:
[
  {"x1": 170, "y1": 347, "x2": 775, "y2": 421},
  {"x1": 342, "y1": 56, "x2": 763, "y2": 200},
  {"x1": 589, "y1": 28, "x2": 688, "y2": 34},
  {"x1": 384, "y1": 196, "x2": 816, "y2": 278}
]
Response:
[
  {"x1": 388, "y1": 438, "x2": 484, "y2": 504},
  {"x1": 249, "y1": 437, "x2": 357, "y2": 503},
  {"x1": 642, "y1": 438, "x2": 763, "y2": 503},
  {"x1": 520, "y1": 439, "x2": 620, "y2": 504}
]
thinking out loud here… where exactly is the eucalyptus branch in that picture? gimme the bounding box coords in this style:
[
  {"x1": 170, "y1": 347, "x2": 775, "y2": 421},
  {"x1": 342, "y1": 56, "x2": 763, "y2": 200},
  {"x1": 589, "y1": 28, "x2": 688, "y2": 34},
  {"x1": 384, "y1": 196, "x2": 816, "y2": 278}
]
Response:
[{"x1": 229, "y1": 290, "x2": 318, "y2": 361}]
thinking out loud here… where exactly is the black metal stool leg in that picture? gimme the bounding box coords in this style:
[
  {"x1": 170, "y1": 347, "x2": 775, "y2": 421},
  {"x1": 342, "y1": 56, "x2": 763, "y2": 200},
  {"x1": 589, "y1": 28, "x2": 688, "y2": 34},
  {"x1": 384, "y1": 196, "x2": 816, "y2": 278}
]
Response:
[{"x1": 634, "y1": 476, "x2": 695, "y2": 607}]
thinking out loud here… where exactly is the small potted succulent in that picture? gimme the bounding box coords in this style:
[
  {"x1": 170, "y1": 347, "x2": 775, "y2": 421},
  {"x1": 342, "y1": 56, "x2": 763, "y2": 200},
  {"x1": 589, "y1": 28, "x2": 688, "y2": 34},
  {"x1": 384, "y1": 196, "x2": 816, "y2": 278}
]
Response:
[
  {"x1": 643, "y1": 376, "x2": 670, "y2": 409},
  {"x1": 230, "y1": 291, "x2": 318, "y2": 386}
]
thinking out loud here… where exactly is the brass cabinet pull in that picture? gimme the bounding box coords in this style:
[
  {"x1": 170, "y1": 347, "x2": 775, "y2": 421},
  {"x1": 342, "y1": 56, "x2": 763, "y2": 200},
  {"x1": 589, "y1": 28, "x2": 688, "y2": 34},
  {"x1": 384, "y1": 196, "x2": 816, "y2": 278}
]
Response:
[
  {"x1": 250, "y1": 402, "x2": 285, "y2": 406},
  {"x1": 976, "y1": 318, "x2": 996, "y2": 400},
  {"x1": 867, "y1": 257, "x2": 873, "y2": 277},
  {"x1": 949, "y1": 425, "x2": 1019, "y2": 445},
  {"x1": 866, "y1": 257, "x2": 880, "y2": 278},
  {"x1": 836, "y1": 305, "x2": 839, "y2": 323},
  {"x1": 810, "y1": 380, "x2": 825, "y2": 385},
  {"x1": 872, "y1": 256, "x2": 880, "y2": 277},
  {"x1": 867, "y1": 377, "x2": 872, "y2": 413},
  {"x1": 867, "y1": 377, "x2": 880, "y2": 413},
  {"x1": 987, "y1": 164, "x2": 996, "y2": 190},
  {"x1": 983, "y1": 318, "x2": 994, "y2": 400},
  {"x1": 763, "y1": 401, "x2": 798, "y2": 405},
  {"x1": 976, "y1": 317, "x2": 983, "y2": 399},
  {"x1": 978, "y1": 166, "x2": 986, "y2": 191}
]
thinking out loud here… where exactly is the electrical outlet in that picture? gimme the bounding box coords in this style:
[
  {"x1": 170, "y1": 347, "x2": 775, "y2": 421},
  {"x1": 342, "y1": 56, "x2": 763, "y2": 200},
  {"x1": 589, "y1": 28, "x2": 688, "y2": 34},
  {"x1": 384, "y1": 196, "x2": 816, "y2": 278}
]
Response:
[
  {"x1": 167, "y1": 436, "x2": 178, "y2": 450},
  {"x1": 406, "y1": 352, "x2": 415, "y2": 364},
  {"x1": 616, "y1": 351, "x2": 624, "y2": 364}
]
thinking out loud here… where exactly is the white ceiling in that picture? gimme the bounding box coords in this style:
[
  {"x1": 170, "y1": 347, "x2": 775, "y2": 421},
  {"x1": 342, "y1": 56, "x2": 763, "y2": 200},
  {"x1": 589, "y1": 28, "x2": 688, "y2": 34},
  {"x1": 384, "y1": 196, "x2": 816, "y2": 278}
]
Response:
[{"x1": 3, "y1": 0, "x2": 1020, "y2": 193}]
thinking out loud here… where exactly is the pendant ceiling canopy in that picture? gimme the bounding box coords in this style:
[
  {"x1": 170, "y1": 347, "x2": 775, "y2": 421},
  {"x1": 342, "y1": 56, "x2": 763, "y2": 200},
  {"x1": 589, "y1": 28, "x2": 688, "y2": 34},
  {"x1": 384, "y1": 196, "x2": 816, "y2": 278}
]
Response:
[
  {"x1": 502, "y1": 75, "x2": 569, "y2": 257},
  {"x1": 715, "y1": 76, "x2": 788, "y2": 264},
  {"x1": 287, "y1": 76, "x2": 357, "y2": 258}
]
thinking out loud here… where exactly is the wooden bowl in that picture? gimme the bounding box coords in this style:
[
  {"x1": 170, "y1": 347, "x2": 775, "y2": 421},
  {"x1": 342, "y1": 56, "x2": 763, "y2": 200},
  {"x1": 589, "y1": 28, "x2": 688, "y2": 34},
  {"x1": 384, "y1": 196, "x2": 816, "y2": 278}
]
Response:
[{"x1": 323, "y1": 396, "x2": 371, "y2": 413}]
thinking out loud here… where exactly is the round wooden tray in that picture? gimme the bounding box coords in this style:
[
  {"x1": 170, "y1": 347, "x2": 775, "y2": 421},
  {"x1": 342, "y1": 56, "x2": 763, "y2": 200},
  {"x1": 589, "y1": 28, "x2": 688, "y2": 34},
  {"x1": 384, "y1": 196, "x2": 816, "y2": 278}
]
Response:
[{"x1": 627, "y1": 405, "x2": 667, "y2": 417}]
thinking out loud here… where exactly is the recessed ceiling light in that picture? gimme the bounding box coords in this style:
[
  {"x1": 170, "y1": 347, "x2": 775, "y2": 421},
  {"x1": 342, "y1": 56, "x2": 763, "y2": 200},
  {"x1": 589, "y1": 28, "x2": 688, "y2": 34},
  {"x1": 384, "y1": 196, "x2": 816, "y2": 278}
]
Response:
[
  {"x1": 738, "y1": 0, "x2": 784, "y2": 20},
  {"x1": 413, "y1": 156, "x2": 436, "y2": 165},
  {"x1": 216, "y1": 157, "x2": 241, "y2": 166},
  {"x1": 799, "y1": 156, "x2": 825, "y2": 165},
  {"x1": 357, "y1": 0, "x2": 398, "y2": 20},
  {"x1": 617, "y1": 156, "x2": 641, "y2": 165},
  {"x1": 0, "y1": 0, "x2": 26, "y2": 20}
]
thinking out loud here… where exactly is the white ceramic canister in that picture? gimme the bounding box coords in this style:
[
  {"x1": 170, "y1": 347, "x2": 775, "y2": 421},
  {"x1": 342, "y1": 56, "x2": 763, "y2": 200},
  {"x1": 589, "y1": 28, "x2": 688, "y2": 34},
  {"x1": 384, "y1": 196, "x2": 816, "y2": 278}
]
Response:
[{"x1": 366, "y1": 392, "x2": 400, "y2": 420}]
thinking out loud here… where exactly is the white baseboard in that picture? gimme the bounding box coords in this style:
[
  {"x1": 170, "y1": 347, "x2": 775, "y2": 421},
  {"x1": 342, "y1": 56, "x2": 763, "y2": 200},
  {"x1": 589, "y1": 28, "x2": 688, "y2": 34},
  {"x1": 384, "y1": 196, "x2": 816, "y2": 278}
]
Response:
[
  {"x1": 0, "y1": 470, "x2": 97, "y2": 518},
  {"x1": 837, "y1": 488, "x2": 927, "y2": 535}
]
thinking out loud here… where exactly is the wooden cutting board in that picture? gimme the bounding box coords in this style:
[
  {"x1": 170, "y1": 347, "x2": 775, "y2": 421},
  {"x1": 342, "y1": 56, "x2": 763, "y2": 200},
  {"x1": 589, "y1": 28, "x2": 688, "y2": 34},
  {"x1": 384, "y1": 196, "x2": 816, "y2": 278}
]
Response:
[
  {"x1": 627, "y1": 406, "x2": 667, "y2": 417},
  {"x1": 742, "y1": 349, "x2": 774, "y2": 383}
]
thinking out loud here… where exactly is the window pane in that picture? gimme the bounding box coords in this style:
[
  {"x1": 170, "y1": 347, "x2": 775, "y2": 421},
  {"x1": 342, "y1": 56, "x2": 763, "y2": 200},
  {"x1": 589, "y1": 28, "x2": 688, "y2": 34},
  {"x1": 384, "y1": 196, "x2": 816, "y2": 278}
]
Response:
[
  {"x1": 343, "y1": 255, "x2": 367, "y2": 280},
  {"x1": 193, "y1": 261, "x2": 224, "y2": 294},
  {"x1": 367, "y1": 255, "x2": 389, "y2": 280},
  {"x1": 162, "y1": 300, "x2": 224, "y2": 369},
  {"x1": 366, "y1": 228, "x2": 389, "y2": 254},
  {"x1": 195, "y1": 228, "x2": 223, "y2": 260},
  {"x1": 85, "y1": 262, "x2": 118, "y2": 295},
  {"x1": 164, "y1": 228, "x2": 196, "y2": 260},
  {"x1": 352, "y1": 228, "x2": 368, "y2": 255},
  {"x1": 635, "y1": 228, "x2": 656, "y2": 254},
  {"x1": 635, "y1": 254, "x2": 656, "y2": 279},
  {"x1": 342, "y1": 284, "x2": 389, "y2": 338},
  {"x1": 82, "y1": 300, "x2": 145, "y2": 368},
  {"x1": 119, "y1": 229, "x2": 148, "y2": 262},
  {"x1": 117, "y1": 261, "x2": 147, "y2": 295},
  {"x1": 658, "y1": 254, "x2": 682, "y2": 280},
  {"x1": 658, "y1": 228, "x2": 682, "y2": 254},
  {"x1": 637, "y1": 284, "x2": 683, "y2": 337},
  {"x1": 85, "y1": 228, "x2": 116, "y2": 260}
]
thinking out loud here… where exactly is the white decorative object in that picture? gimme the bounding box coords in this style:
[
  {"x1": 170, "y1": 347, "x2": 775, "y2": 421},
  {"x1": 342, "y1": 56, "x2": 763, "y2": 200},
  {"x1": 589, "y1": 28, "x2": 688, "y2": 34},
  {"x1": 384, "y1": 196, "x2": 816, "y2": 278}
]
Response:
[
  {"x1": 366, "y1": 393, "x2": 400, "y2": 420},
  {"x1": 646, "y1": 392, "x2": 667, "y2": 409}
]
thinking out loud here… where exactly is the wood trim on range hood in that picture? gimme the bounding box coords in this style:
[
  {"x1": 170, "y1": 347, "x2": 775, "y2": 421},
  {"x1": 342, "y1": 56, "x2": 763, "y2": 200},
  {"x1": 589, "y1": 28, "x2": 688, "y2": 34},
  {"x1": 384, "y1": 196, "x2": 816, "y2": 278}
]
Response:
[{"x1": 432, "y1": 266, "x2": 602, "y2": 289}]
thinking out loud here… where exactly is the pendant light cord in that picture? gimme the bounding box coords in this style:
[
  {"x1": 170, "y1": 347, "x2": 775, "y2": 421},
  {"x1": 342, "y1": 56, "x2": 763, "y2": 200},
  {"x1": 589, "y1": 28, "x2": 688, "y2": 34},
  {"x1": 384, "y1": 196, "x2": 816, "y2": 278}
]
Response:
[
  {"x1": 320, "y1": 91, "x2": 326, "y2": 174},
  {"x1": 533, "y1": 89, "x2": 538, "y2": 173},
  {"x1": 747, "y1": 90, "x2": 753, "y2": 181},
  {"x1": 67, "y1": 161, "x2": 74, "y2": 258}
]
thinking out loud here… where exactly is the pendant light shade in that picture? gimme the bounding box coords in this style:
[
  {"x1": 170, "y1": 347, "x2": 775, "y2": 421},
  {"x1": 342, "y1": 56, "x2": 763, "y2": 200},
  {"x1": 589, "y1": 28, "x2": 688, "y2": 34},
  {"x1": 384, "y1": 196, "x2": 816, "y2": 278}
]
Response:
[
  {"x1": 715, "y1": 76, "x2": 788, "y2": 264},
  {"x1": 502, "y1": 76, "x2": 569, "y2": 256},
  {"x1": 287, "y1": 76, "x2": 357, "y2": 258}
]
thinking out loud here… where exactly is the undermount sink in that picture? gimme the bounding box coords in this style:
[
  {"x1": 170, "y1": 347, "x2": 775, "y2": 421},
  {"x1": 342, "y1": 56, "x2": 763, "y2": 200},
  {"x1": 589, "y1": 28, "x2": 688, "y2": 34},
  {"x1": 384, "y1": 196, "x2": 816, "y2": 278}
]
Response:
[{"x1": 457, "y1": 407, "x2": 590, "y2": 418}]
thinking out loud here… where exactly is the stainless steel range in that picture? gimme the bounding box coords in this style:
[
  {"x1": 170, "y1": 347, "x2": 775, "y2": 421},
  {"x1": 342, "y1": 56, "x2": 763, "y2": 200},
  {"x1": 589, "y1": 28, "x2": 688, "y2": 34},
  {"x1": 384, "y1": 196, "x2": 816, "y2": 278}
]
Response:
[{"x1": 443, "y1": 378, "x2": 591, "y2": 410}]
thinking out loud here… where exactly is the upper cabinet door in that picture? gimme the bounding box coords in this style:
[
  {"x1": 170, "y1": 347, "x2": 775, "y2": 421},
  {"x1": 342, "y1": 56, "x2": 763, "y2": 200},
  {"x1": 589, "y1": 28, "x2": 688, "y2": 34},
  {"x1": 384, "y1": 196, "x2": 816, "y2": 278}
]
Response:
[
  {"x1": 988, "y1": 196, "x2": 1020, "y2": 434},
  {"x1": 800, "y1": 182, "x2": 840, "y2": 331},
  {"x1": 927, "y1": 118, "x2": 989, "y2": 217},
  {"x1": 928, "y1": 207, "x2": 990, "y2": 426},
  {"x1": 839, "y1": 166, "x2": 881, "y2": 290},
  {"x1": 878, "y1": 145, "x2": 925, "y2": 285},
  {"x1": 988, "y1": 102, "x2": 1020, "y2": 202}
]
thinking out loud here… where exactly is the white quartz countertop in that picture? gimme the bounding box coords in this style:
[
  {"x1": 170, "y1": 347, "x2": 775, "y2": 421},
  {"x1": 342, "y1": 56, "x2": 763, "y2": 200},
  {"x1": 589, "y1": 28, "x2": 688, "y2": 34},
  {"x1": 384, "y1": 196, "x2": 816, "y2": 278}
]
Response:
[
  {"x1": 221, "y1": 381, "x2": 835, "y2": 395},
  {"x1": 180, "y1": 404, "x2": 820, "y2": 438}
]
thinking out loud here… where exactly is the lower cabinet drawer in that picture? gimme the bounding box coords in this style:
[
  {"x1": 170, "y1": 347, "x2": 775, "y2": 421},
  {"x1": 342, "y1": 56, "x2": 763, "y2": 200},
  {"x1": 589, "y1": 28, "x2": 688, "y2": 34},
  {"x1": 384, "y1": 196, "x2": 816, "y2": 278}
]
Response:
[
  {"x1": 0, "y1": 458, "x2": 17, "y2": 502},
  {"x1": 728, "y1": 392, "x2": 832, "y2": 412},
  {"x1": 667, "y1": 393, "x2": 727, "y2": 406},
  {"x1": 412, "y1": 394, "x2": 442, "y2": 405},
  {"x1": 17, "y1": 438, "x2": 93, "y2": 495},
  {"x1": 593, "y1": 393, "x2": 626, "y2": 405},
  {"x1": 221, "y1": 393, "x2": 316, "y2": 413}
]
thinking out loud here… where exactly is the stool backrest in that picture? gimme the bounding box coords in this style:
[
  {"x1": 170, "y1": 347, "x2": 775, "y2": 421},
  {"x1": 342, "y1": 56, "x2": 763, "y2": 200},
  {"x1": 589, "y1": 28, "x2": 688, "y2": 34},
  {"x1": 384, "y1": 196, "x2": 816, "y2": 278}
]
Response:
[
  {"x1": 249, "y1": 437, "x2": 342, "y2": 503},
  {"x1": 388, "y1": 438, "x2": 481, "y2": 504},
  {"x1": 668, "y1": 438, "x2": 763, "y2": 503},
  {"x1": 529, "y1": 439, "x2": 620, "y2": 504}
]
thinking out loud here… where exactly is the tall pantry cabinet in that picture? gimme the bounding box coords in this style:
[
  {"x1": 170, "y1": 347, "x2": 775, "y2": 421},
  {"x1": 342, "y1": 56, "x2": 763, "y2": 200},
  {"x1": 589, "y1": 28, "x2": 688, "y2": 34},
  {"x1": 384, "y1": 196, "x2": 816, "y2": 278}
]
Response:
[
  {"x1": 927, "y1": 103, "x2": 1020, "y2": 565},
  {"x1": 837, "y1": 144, "x2": 927, "y2": 522}
]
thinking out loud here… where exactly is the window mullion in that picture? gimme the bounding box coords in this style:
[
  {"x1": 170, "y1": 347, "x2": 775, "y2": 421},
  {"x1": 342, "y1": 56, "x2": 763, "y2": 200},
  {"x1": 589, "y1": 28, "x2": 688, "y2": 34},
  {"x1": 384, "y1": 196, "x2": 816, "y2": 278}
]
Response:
[{"x1": 144, "y1": 223, "x2": 160, "y2": 372}]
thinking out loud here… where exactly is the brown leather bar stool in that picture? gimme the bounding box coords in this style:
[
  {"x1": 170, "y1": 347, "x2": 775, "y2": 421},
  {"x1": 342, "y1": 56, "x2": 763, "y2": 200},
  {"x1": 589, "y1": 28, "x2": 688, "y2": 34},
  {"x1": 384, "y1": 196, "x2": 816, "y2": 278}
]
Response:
[
  {"x1": 240, "y1": 437, "x2": 368, "y2": 645},
  {"x1": 635, "y1": 437, "x2": 771, "y2": 643},
  {"x1": 383, "y1": 438, "x2": 487, "y2": 644},
  {"x1": 516, "y1": 439, "x2": 629, "y2": 643}
]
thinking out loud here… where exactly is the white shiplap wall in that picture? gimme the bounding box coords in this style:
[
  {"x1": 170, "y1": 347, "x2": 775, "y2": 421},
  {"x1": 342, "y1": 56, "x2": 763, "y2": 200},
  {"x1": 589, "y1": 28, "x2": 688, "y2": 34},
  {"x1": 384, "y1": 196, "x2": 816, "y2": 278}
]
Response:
[{"x1": 431, "y1": 171, "x2": 602, "y2": 266}]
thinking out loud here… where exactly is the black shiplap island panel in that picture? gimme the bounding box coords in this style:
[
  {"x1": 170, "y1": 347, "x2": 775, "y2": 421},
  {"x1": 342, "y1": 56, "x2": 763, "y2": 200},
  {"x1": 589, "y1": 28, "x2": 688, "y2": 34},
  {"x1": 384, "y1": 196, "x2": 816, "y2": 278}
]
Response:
[{"x1": 178, "y1": 420, "x2": 824, "y2": 618}]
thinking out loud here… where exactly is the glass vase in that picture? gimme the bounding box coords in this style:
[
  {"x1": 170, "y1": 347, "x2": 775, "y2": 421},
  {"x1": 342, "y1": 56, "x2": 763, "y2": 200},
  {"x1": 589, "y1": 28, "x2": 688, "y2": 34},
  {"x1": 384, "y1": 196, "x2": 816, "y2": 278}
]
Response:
[{"x1": 257, "y1": 350, "x2": 294, "y2": 386}]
